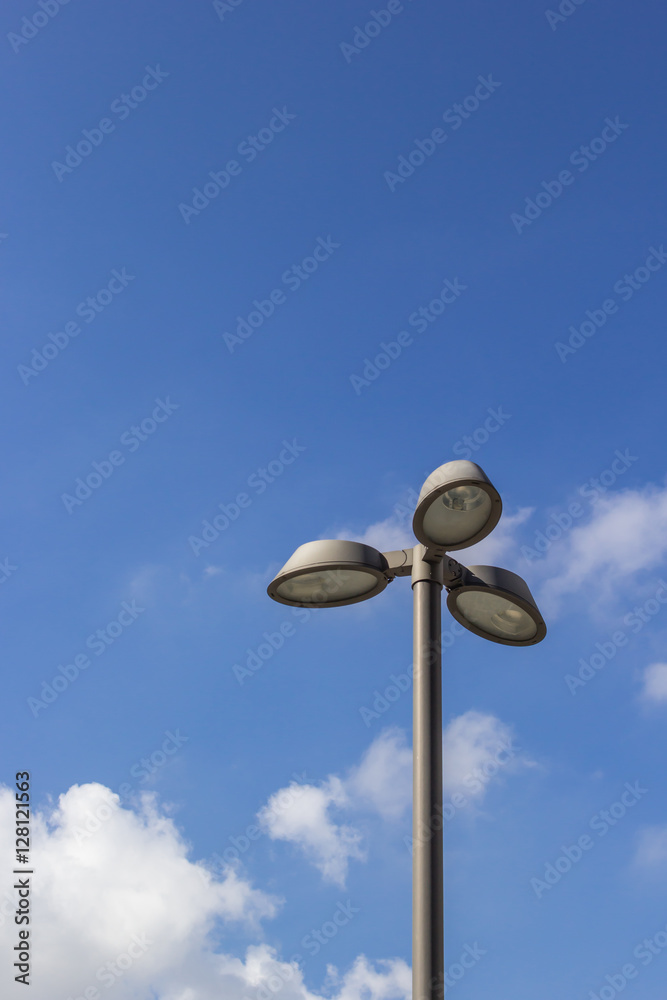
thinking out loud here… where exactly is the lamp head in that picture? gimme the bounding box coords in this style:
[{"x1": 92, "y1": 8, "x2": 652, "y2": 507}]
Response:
[
  {"x1": 447, "y1": 564, "x2": 546, "y2": 646},
  {"x1": 267, "y1": 539, "x2": 390, "y2": 608},
  {"x1": 412, "y1": 460, "x2": 502, "y2": 551}
]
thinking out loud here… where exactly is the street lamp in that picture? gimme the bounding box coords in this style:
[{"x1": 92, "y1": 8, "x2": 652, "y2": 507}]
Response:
[{"x1": 267, "y1": 459, "x2": 545, "y2": 1000}]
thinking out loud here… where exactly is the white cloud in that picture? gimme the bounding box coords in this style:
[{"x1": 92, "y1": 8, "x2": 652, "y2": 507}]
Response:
[
  {"x1": 335, "y1": 514, "x2": 413, "y2": 553},
  {"x1": 640, "y1": 662, "x2": 667, "y2": 703},
  {"x1": 0, "y1": 783, "x2": 411, "y2": 1000},
  {"x1": 260, "y1": 731, "x2": 415, "y2": 887},
  {"x1": 0, "y1": 782, "x2": 275, "y2": 999},
  {"x1": 533, "y1": 482, "x2": 667, "y2": 617},
  {"x1": 258, "y1": 777, "x2": 365, "y2": 888},
  {"x1": 259, "y1": 715, "x2": 530, "y2": 884},
  {"x1": 634, "y1": 824, "x2": 667, "y2": 870},
  {"x1": 335, "y1": 499, "x2": 535, "y2": 568},
  {"x1": 222, "y1": 948, "x2": 410, "y2": 1000},
  {"x1": 406, "y1": 480, "x2": 667, "y2": 621},
  {"x1": 454, "y1": 507, "x2": 534, "y2": 568},
  {"x1": 442, "y1": 710, "x2": 528, "y2": 798},
  {"x1": 327, "y1": 955, "x2": 411, "y2": 1000},
  {"x1": 347, "y1": 728, "x2": 412, "y2": 821},
  {"x1": 332, "y1": 480, "x2": 667, "y2": 623},
  {"x1": 127, "y1": 563, "x2": 165, "y2": 603}
]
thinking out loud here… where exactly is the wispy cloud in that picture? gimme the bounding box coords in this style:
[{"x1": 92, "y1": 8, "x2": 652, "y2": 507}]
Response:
[
  {"x1": 334, "y1": 514, "x2": 414, "y2": 552},
  {"x1": 634, "y1": 824, "x2": 667, "y2": 870},
  {"x1": 258, "y1": 776, "x2": 365, "y2": 888},
  {"x1": 454, "y1": 507, "x2": 534, "y2": 568},
  {"x1": 258, "y1": 714, "x2": 532, "y2": 885},
  {"x1": 347, "y1": 728, "x2": 412, "y2": 821},
  {"x1": 640, "y1": 662, "x2": 667, "y2": 703},
  {"x1": 533, "y1": 481, "x2": 667, "y2": 617},
  {"x1": 442, "y1": 710, "x2": 531, "y2": 798},
  {"x1": 335, "y1": 500, "x2": 534, "y2": 567}
]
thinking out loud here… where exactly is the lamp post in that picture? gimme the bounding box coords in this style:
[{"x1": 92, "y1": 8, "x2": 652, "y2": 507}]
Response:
[{"x1": 267, "y1": 460, "x2": 546, "y2": 1000}]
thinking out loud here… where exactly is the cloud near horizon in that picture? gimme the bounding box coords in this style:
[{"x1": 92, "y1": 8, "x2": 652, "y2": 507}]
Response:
[{"x1": 0, "y1": 782, "x2": 410, "y2": 1000}]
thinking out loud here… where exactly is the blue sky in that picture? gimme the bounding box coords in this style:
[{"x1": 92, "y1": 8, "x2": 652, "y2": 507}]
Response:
[{"x1": 2, "y1": 0, "x2": 667, "y2": 997}]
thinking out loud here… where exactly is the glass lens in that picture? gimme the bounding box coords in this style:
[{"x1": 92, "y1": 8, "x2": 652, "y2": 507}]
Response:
[
  {"x1": 455, "y1": 590, "x2": 537, "y2": 641},
  {"x1": 276, "y1": 568, "x2": 378, "y2": 604},
  {"x1": 422, "y1": 486, "x2": 492, "y2": 545}
]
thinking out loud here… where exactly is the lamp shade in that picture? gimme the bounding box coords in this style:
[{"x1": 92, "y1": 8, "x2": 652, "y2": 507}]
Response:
[
  {"x1": 412, "y1": 461, "x2": 502, "y2": 550},
  {"x1": 446, "y1": 565, "x2": 546, "y2": 646},
  {"x1": 267, "y1": 540, "x2": 390, "y2": 608}
]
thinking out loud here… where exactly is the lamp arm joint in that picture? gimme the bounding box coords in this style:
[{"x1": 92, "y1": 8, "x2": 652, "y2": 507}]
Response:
[
  {"x1": 381, "y1": 548, "x2": 414, "y2": 579},
  {"x1": 442, "y1": 557, "x2": 465, "y2": 588}
]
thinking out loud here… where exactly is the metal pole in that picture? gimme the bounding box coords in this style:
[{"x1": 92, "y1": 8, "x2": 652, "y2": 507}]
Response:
[{"x1": 412, "y1": 545, "x2": 444, "y2": 1000}]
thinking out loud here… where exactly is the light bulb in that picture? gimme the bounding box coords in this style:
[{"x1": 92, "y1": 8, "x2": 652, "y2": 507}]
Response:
[
  {"x1": 441, "y1": 485, "x2": 486, "y2": 512},
  {"x1": 489, "y1": 607, "x2": 528, "y2": 636}
]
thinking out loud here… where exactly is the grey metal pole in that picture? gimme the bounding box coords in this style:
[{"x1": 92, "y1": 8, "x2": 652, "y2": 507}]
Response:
[{"x1": 412, "y1": 545, "x2": 444, "y2": 1000}]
